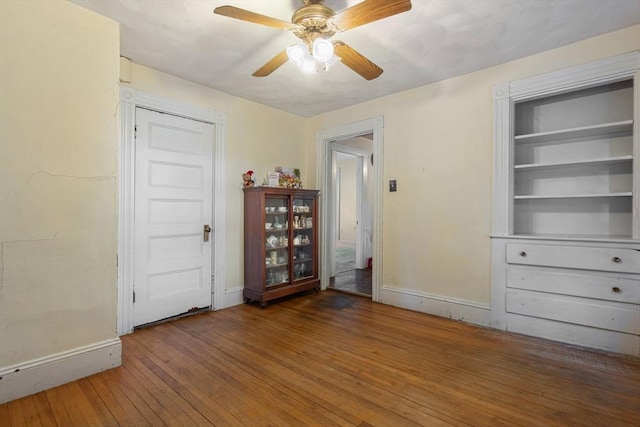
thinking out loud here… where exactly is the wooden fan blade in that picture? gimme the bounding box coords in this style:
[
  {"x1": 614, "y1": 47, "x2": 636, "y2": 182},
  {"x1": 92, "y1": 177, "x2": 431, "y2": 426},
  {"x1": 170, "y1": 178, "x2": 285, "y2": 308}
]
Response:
[
  {"x1": 334, "y1": 42, "x2": 383, "y2": 80},
  {"x1": 252, "y1": 49, "x2": 289, "y2": 77},
  {"x1": 331, "y1": 0, "x2": 412, "y2": 31},
  {"x1": 214, "y1": 5, "x2": 298, "y2": 30}
]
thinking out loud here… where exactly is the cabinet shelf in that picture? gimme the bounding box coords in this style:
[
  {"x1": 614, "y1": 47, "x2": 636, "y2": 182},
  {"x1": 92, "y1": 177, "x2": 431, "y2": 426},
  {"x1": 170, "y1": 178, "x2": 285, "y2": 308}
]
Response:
[
  {"x1": 514, "y1": 120, "x2": 633, "y2": 144},
  {"x1": 514, "y1": 192, "x2": 632, "y2": 200},
  {"x1": 508, "y1": 233, "x2": 636, "y2": 242},
  {"x1": 266, "y1": 263, "x2": 288, "y2": 269},
  {"x1": 265, "y1": 281, "x2": 289, "y2": 288},
  {"x1": 514, "y1": 155, "x2": 633, "y2": 171}
]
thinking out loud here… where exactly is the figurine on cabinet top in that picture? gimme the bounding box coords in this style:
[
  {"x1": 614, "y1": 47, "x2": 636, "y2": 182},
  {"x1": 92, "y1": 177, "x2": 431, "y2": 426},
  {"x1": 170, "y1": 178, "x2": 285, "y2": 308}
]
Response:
[{"x1": 242, "y1": 170, "x2": 255, "y2": 188}]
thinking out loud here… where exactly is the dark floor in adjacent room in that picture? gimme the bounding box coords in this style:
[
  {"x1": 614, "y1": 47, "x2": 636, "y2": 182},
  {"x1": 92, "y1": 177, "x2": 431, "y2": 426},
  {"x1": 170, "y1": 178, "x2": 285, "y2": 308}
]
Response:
[
  {"x1": 330, "y1": 268, "x2": 372, "y2": 296},
  {"x1": 329, "y1": 240, "x2": 372, "y2": 297}
]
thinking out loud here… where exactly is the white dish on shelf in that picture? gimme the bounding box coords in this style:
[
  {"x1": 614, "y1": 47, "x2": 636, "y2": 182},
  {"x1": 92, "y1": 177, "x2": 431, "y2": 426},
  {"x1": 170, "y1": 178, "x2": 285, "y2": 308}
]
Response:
[
  {"x1": 277, "y1": 207, "x2": 287, "y2": 212},
  {"x1": 266, "y1": 235, "x2": 278, "y2": 247}
]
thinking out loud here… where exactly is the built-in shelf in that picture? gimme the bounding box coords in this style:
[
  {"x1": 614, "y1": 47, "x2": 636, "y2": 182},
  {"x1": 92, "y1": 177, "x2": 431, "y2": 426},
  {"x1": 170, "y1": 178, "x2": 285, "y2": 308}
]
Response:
[
  {"x1": 514, "y1": 155, "x2": 633, "y2": 171},
  {"x1": 491, "y1": 233, "x2": 635, "y2": 243},
  {"x1": 514, "y1": 192, "x2": 632, "y2": 200},
  {"x1": 492, "y1": 53, "x2": 640, "y2": 356},
  {"x1": 514, "y1": 120, "x2": 633, "y2": 144}
]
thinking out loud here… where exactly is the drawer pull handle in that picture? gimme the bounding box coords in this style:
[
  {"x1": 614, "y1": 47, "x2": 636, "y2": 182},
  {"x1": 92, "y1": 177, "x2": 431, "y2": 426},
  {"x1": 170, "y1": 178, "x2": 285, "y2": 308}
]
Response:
[
  {"x1": 519, "y1": 251, "x2": 527, "y2": 257},
  {"x1": 612, "y1": 256, "x2": 622, "y2": 264},
  {"x1": 612, "y1": 286, "x2": 621, "y2": 294}
]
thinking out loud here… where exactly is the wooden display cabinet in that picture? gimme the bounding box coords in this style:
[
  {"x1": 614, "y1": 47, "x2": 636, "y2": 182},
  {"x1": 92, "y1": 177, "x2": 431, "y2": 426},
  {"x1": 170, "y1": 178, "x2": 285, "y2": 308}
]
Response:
[{"x1": 243, "y1": 187, "x2": 320, "y2": 307}]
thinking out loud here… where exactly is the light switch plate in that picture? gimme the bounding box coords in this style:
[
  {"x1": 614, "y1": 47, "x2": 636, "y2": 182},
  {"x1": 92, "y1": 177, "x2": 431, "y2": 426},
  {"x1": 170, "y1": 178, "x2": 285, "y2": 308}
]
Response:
[{"x1": 389, "y1": 180, "x2": 397, "y2": 192}]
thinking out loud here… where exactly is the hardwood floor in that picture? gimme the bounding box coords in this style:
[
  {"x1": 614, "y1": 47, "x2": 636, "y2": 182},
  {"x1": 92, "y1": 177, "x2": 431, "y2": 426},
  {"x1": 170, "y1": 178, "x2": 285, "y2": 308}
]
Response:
[{"x1": 2, "y1": 290, "x2": 639, "y2": 426}]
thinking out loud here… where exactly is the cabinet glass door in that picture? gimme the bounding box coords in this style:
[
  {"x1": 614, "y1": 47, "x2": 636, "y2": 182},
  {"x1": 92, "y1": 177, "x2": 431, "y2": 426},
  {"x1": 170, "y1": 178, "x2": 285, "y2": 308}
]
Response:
[
  {"x1": 292, "y1": 196, "x2": 314, "y2": 281},
  {"x1": 265, "y1": 195, "x2": 289, "y2": 287}
]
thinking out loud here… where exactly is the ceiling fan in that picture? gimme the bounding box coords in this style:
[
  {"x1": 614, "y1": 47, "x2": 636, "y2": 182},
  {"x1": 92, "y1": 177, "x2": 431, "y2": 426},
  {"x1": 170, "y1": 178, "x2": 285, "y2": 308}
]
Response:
[{"x1": 213, "y1": 0, "x2": 412, "y2": 80}]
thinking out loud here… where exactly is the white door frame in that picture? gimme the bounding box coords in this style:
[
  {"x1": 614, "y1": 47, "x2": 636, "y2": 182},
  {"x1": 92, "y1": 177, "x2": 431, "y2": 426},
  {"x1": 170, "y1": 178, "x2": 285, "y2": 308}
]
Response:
[
  {"x1": 317, "y1": 117, "x2": 383, "y2": 302},
  {"x1": 118, "y1": 87, "x2": 227, "y2": 335}
]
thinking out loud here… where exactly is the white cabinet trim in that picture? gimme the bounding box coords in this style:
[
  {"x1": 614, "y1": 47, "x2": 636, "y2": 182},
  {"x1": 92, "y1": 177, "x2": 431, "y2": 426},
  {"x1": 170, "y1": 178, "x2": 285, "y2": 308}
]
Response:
[
  {"x1": 491, "y1": 52, "x2": 640, "y2": 355},
  {"x1": 508, "y1": 51, "x2": 640, "y2": 99}
]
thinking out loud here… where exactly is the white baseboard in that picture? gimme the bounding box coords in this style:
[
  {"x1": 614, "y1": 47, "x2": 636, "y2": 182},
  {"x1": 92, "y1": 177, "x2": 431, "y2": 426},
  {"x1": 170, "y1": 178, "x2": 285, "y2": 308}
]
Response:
[
  {"x1": 379, "y1": 286, "x2": 491, "y2": 327},
  {"x1": 220, "y1": 286, "x2": 244, "y2": 309},
  {"x1": 0, "y1": 338, "x2": 122, "y2": 404}
]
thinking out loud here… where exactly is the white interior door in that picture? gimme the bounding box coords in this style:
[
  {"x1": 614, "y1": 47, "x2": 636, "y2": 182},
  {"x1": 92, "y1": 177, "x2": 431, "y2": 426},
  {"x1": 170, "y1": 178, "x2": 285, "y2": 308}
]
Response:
[{"x1": 134, "y1": 107, "x2": 213, "y2": 326}]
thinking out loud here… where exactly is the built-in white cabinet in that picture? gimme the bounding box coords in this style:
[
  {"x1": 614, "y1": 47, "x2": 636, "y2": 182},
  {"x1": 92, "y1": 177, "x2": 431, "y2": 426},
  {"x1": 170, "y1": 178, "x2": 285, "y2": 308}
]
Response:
[{"x1": 491, "y1": 52, "x2": 640, "y2": 356}]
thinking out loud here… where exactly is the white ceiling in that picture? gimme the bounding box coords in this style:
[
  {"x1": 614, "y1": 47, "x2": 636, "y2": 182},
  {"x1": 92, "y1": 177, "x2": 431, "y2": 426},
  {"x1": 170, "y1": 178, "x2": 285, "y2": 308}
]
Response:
[{"x1": 69, "y1": 0, "x2": 640, "y2": 117}]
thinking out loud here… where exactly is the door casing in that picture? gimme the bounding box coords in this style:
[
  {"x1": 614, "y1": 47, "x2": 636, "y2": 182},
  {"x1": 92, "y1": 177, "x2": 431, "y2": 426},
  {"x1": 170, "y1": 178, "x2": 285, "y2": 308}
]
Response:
[
  {"x1": 316, "y1": 117, "x2": 384, "y2": 301},
  {"x1": 118, "y1": 87, "x2": 227, "y2": 335}
]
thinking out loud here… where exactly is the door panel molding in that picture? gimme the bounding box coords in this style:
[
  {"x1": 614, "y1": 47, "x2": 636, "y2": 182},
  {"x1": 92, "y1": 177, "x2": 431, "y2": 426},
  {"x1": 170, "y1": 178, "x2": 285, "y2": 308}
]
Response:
[{"x1": 118, "y1": 87, "x2": 226, "y2": 335}]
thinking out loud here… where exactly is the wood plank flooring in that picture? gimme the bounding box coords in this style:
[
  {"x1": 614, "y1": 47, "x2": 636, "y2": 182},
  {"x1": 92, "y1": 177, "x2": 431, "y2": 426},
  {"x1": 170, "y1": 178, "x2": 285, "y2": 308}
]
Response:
[{"x1": 2, "y1": 290, "x2": 639, "y2": 426}]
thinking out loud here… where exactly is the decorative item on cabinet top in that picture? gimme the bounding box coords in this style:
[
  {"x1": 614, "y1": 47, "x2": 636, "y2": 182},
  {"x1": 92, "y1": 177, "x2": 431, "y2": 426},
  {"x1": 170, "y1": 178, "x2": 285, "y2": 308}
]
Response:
[{"x1": 242, "y1": 170, "x2": 255, "y2": 188}]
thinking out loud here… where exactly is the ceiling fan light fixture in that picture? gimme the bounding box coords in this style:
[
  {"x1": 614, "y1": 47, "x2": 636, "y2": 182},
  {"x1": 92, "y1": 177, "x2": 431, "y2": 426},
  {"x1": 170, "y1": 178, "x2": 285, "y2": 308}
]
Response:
[
  {"x1": 321, "y1": 54, "x2": 341, "y2": 71},
  {"x1": 300, "y1": 54, "x2": 318, "y2": 73},
  {"x1": 286, "y1": 43, "x2": 307, "y2": 65},
  {"x1": 312, "y1": 38, "x2": 334, "y2": 62},
  {"x1": 215, "y1": 0, "x2": 413, "y2": 79}
]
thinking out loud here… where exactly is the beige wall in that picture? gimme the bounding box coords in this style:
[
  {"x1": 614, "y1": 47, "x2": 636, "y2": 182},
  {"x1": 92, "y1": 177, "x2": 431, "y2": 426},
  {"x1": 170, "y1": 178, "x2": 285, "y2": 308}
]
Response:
[
  {"x1": 123, "y1": 64, "x2": 307, "y2": 292},
  {"x1": 305, "y1": 25, "x2": 640, "y2": 305},
  {"x1": 0, "y1": 1, "x2": 119, "y2": 366}
]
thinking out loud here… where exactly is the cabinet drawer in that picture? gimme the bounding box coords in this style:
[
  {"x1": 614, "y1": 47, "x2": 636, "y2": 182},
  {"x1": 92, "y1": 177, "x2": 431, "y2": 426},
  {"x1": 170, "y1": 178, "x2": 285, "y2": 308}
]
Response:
[
  {"x1": 507, "y1": 268, "x2": 640, "y2": 304},
  {"x1": 506, "y1": 292, "x2": 639, "y2": 334},
  {"x1": 506, "y1": 243, "x2": 640, "y2": 274}
]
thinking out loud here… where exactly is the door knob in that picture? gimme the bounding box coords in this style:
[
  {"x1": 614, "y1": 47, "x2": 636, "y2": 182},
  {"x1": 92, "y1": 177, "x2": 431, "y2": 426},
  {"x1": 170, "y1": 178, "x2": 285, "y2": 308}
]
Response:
[{"x1": 203, "y1": 225, "x2": 212, "y2": 242}]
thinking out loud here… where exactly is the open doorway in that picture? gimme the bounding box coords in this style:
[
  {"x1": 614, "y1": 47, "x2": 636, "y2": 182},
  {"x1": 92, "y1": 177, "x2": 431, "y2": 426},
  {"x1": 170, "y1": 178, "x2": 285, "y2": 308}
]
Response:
[
  {"x1": 317, "y1": 116, "x2": 383, "y2": 301},
  {"x1": 327, "y1": 136, "x2": 373, "y2": 297}
]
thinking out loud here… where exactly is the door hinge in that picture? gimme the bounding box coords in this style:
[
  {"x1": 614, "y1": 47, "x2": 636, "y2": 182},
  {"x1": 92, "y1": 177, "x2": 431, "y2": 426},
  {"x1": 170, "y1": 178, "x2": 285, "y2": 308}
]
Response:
[
  {"x1": 134, "y1": 125, "x2": 137, "y2": 139},
  {"x1": 133, "y1": 291, "x2": 136, "y2": 303}
]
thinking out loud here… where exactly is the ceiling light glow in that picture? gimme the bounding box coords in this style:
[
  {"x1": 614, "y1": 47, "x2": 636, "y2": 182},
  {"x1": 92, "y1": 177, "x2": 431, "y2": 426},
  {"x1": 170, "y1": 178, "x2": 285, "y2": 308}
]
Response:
[
  {"x1": 300, "y1": 54, "x2": 318, "y2": 73},
  {"x1": 286, "y1": 43, "x2": 307, "y2": 65},
  {"x1": 312, "y1": 38, "x2": 334, "y2": 62}
]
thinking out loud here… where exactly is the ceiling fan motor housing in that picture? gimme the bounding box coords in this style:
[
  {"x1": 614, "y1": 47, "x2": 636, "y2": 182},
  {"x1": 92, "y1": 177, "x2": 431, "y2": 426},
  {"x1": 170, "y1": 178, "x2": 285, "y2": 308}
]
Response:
[{"x1": 292, "y1": 1, "x2": 337, "y2": 43}]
